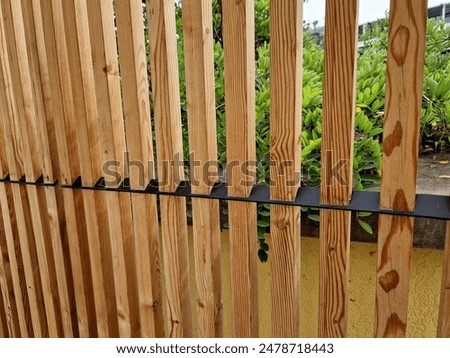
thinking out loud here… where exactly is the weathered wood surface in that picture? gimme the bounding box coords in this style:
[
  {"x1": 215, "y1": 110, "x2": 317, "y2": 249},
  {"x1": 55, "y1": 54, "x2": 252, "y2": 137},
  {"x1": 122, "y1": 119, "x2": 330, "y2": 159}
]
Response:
[
  {"x1": 376, "y1": 0, "x2": 427, "y2": 338},
  {"x1": 319, "y1": 0, "x2": 359, "y2": 338}
]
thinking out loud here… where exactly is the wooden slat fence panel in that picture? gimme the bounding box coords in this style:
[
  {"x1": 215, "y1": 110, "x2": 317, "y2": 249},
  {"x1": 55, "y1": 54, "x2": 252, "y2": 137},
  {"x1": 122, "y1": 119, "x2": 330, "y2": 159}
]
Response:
[
  {"x1": 376, "y1": 0, "x2": 427, "y2": 338},
  {"x1": 0, "y1": 0, "x2": 448, "y2": 340},
  {"x1": 319, "y1": 0, "x2": 359, "y2": 338},
  {"x1": 269, "y1": 0, "x2": 303, "y2": 338}
]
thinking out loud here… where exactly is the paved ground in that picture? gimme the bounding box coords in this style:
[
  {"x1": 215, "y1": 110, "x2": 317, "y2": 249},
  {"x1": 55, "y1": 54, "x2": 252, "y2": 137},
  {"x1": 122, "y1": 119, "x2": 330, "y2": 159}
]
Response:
[{"x1": 417, "y1": 152, "x2": 450, "y2": 196}]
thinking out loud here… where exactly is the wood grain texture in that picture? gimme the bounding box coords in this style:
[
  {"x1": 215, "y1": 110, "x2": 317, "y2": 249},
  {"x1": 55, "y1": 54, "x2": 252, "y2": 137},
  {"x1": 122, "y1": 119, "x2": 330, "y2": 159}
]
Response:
[
  {"x1": 9, "y1": 0, "x2": 64, "y2": 336},
  {"x1": 0, "y1": 288, "x2": 5, "y2": 337},
  {"x1": 147, "y1": 0, "x2": 192, "y2": 338},
  {"x1": 87, "y1": 0, "x2": 133, "y2": 337},
  {"x1": 0, "y1": 37, "x2": 28, "y2": 338},
  {"x1": 320, "y1": 0, "x2": 358, "y2": 206},
  {"x1": 379, "y1": 0, "x2": 427, "y2": 211},
  {"x1": 191, "y1": 198, "x2": 221, "y2": 337},
  {"x1": 181, "y1": 0, "x2": 222, "y2": 338},
  {"x1": 319, "y1": 209, "x2": 351, "y2": 337},
  {"x1": 269, "y1": 0, "x2": 302, "y2": 338},
  {"x1": 25, "y1": 0, "x2": 75, "y2": 337},
  {"x1": 40, "y1": 0, "x2": 89, "y2": 337},
  {"x1": 269, "y1": 0, "x2": 302, "y2": 202},
  {"x1": 0, "y1": 0, "x2": 46, "y2": 336},
  {"x1": 0, "y1": 196, "x2": 16, "y2": 338},
  {"x1": 147, "y1": 0, "x2": 184, "y2": 193},
  {"x1": 222, "y1": 0, "x2": 258, "y2": 338},
  {"x1": 319, "y1": 0, "x2": 359, "y2": 338},
  {"x1": 438, "y1": 222, "x2": 450, "y2": 337},
  {"x1": 58, "y1": 0, "x2": 111, "y2": 337},
  {"x1": 376, "y1": 0, "x2": 427, "y2": 338},
  {"x1": 115, "y1": 0, "x2": 164, "y2": 337}
]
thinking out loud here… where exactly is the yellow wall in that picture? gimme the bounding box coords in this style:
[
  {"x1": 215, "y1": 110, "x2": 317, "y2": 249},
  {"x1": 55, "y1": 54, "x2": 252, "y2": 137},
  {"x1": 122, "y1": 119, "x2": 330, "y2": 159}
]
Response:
[{"x1": 187, "y1": 228, "x2": 443, "y2": 337}]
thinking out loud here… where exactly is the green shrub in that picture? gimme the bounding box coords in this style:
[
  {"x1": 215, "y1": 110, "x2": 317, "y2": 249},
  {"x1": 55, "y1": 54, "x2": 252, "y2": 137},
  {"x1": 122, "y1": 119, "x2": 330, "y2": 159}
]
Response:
[{"x1": 172, "y1": 2, "x2": 450, "y2": 261}]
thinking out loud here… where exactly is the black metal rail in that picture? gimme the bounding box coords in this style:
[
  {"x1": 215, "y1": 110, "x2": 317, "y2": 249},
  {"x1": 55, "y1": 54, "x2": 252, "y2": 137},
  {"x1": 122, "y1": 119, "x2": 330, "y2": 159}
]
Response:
[
  {"x1": 58, "y1": 176, "x2": 450, "y2": 221},
  {"x1": 1, "y1": 174, "x2": 448, "y2": 220}
]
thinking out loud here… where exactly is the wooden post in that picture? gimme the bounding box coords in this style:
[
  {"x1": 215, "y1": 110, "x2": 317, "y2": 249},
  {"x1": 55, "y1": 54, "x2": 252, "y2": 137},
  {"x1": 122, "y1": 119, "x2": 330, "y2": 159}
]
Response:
[
  {"x1": 319, "y1": 0, "x2": 359, "y2": 338},
  {"x1": 269, "y1": 0, "x2": 303, "y2": 338},
  {"x1": 147, "y1": 0, "x2": 192, "y2": 338},
  {"x1": 376, "y1": 0, "x2": 427, "y2": 338}
]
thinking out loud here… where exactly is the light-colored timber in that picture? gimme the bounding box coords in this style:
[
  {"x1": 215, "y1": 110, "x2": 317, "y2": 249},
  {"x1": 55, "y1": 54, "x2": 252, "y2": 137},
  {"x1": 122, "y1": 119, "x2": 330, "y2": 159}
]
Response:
[
  {"x1": 376, "y1": 0, "x2": 427, "y2": 338},
  {"x1": 269, "y1": 0, "x2": 303, "y2": 338},
  {"x1": 319, "y1": 0, "x2": 359, "y2": 338},
  {"x1": 181, "y1": 0, "x2": 222, "y2": 338}
]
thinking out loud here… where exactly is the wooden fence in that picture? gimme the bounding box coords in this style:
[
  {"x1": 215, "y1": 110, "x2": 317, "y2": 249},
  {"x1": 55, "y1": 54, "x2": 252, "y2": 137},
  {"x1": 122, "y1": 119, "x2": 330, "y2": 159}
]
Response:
[{"x1": 0, "y1": 0, "x2": 448, "y2": 338}]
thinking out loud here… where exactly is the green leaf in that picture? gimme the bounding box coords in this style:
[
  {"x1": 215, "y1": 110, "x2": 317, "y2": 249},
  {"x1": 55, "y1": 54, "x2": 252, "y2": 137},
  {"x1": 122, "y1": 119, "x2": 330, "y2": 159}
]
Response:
[
  {"x1": 308, "y1": 214, "x2": 320, "y2": 222},
  {"x1": 357, "y1": 211, "x2": 372, "y2": 218},
  {"x1": 257, "y1": 220, "x2": 270, "y2": 228},
  {"x1": 357, "y1": 219, "x2": 373, "y2": 234},
  {"x1": 258, "y1": 249, "x2": 268, "y2": 263}
]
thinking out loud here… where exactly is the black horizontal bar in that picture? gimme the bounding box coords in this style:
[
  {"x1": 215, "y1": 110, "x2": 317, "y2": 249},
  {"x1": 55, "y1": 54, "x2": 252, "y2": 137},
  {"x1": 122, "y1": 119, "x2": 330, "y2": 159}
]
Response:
[
  {"x1": 0, "y1": 174, "x2": 58, "y2": 187},
  {"x1": 61, "y1": 177, "x2": 450, "y2": 221}
]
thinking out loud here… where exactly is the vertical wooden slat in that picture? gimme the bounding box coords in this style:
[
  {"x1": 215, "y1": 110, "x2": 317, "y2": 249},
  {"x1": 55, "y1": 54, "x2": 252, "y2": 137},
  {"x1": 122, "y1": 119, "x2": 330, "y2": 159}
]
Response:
[
  {"x1": 222, "y1": 0, "x2": 258, "y2": 338},
  {"x1": 147, "y1": 0, "x2": 192, "y2": 338},
  {"x1": 319, "y1": 0, "x2": 359, "y2": 338},
  {"x1": 438, "y1": 222, "x2": 450, "y2": 337},
  {"x1": 0, "y1": 287, "x2": 6, "y2": 337},
  {"x1": 115, "y1": 0, "x2": 164, "y2": 338},
  {"x1": 0, "y1": 202, "x2": 17, "y2": 337},
  {"x1": 269, "y1": 0, "x2": 302, "y2": 338},
  {"x1": 376, "y1": 0, "x2": 427, "y2": 338},
  {"x1": 181, "y1": 0, "x2": 222, "y2": 338}
]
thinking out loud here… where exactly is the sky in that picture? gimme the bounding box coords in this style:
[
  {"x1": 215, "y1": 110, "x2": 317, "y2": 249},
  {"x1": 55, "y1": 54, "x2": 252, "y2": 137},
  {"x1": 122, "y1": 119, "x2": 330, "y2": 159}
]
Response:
[{"x1": 303, "y1": 0, "x2": 447, "y2": 26}]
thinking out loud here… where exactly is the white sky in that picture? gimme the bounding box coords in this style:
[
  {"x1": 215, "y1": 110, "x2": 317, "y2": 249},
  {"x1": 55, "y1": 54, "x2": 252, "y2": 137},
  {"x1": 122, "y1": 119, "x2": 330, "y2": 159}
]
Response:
[{"x1": 304, "y1": 0, "x2": 447, "y2": 26}]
